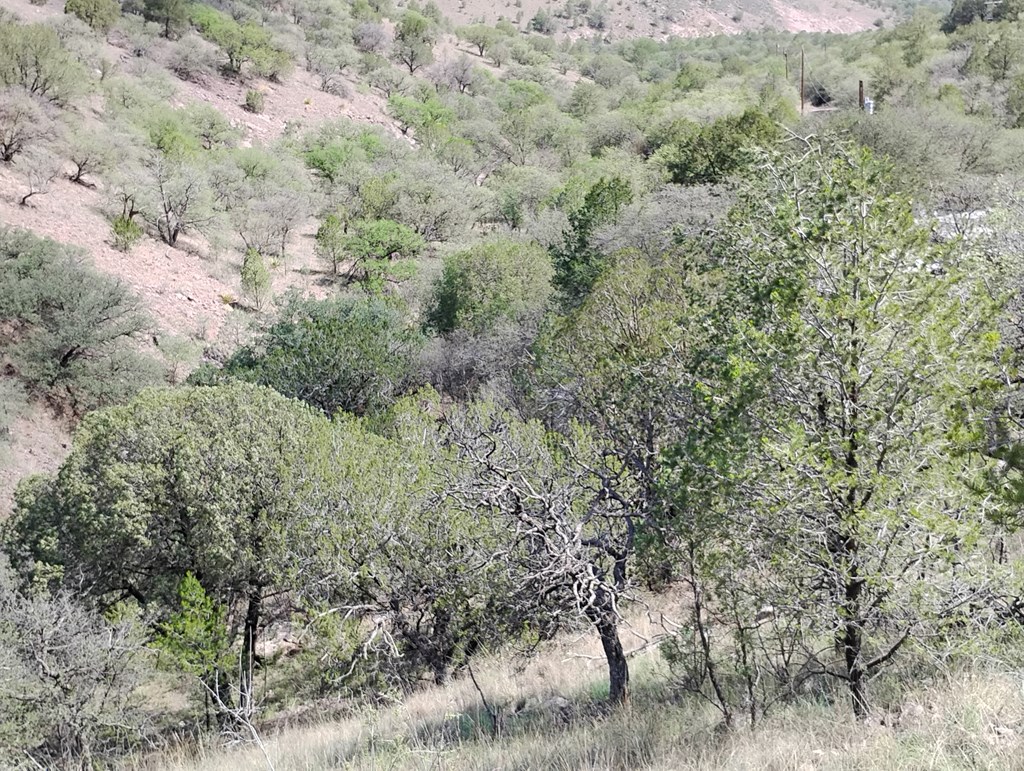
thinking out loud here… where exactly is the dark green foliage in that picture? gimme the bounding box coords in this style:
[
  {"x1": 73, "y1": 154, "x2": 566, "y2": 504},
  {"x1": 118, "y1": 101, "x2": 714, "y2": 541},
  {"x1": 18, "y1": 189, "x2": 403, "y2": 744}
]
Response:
[
  {"x1": 551, "y1": 177, "x2": 632, "y2": 310},
  {"x1": 217, "y1": 294, "x2": 424, "y2": 417},
  {"x1": 659, "y1": 108, "x2": 780, "y2": 186},
  {"x1": 942, "y1": 0, "x2": 1021, "y2": 31},
  {"x1": 143, "y1": 0, "x2": 189, "y2": 38},
  {"x1": 7, "y1": 384, "x2": 335, "y2": 717},
  {"x1": 64, "y1": 0, "x2": 120, "y2": 32},
  {"x1": 0, "y1": 228, "x2": 158, "y2": 414}
]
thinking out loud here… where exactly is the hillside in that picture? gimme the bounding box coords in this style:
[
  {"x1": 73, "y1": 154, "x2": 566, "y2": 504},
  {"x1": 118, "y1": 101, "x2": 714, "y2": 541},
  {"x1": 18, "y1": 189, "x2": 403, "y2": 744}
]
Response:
[
  {"x1": 6, "y1": 0, "x2": 1024, "y2": 769},
  {"x1": 433, "y1": 0, "x2": 888, "y2": 40},
  {"x1": 0, "y1": 0, "x2": 897, "y2": 513}
]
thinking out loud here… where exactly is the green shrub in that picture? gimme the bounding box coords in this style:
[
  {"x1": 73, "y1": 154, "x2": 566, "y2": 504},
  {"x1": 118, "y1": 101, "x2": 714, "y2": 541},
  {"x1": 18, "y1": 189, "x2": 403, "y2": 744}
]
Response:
[
  {"x1": 190, "y1": 5, "x2": 291, "y2": 76},
  {"x1": 218, "y1": 293, "x2": 424, "y2": 416},
  {"x1": 656, "y1": 108, "x2": 780, "y2": 186},
  {"x1": 0, "y1": 228, "x2": 159, "y2": 413},
  {"x1": 240, "y1": 248, "x2": 271, "y2": 309},
  {"x1": 111, "y1": 215, "x2": 143, "y2": 252},
  {"x1": 343, "y1": 218, "x2": 425, "y2": 289},
  {"x1": 0, "y1": 22, "x2": 85, "y2": 106},
  {"x1": 64, "y1": 0, "x2": 120, "y2": 32},
  {"x1": 244, "y1": 88, "x2": 265, "y2": 114},
  {"x1": 428, "y1": 238, "x2": 553, "y2": 334}
]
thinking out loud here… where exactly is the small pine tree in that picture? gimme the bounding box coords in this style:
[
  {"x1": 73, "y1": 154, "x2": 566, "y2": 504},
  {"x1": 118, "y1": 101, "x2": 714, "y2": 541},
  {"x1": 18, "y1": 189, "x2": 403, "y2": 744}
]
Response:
[
  {"x1": 240, "y1": 248, "x2": 271, "y2": 310},
  {"x1": 314, "y1": 213, "x2": 346, "y2": 275},
  {"x1": 153, "y1": 573, "x2": 231, "y2": 725},
  {"x1": 243, "y1": 89, "x2": 265, "y2": 114},
  {"x1": 111, "y1": 215, "x2": 143, "y2": 252}
]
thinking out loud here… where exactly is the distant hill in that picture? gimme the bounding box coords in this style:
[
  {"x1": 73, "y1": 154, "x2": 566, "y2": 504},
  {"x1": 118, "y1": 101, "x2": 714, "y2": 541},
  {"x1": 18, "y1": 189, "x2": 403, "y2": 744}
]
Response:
[{"x1": 434, "y1": 0, "x2": 892, "y2": 40}]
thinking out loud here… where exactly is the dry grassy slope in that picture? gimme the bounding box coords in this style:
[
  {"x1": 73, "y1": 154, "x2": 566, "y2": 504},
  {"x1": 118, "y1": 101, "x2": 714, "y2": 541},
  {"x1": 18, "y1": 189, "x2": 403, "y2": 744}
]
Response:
[
  {"x1": 437, "y1": 0, "x2": 888, "y2": 39},
  {"x1": 150, "y1": 598, "x2": 1024, "y2": 771}
]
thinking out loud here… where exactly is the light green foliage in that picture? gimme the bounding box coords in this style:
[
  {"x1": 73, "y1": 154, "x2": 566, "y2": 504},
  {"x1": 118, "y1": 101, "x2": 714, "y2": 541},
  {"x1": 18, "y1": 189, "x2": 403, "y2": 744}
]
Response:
[
  {"x1": 0, "y1": 21, "x2": 85, "y2": 106},
  {"x1": 183, "y1": 103, "x2": 239, "y2": 150},
  {"x1": 64, "y1": 0, "x2": 120, "y2": 32},
  {"x1": 244, "y1": 88, "x2": 265, "y2": 113},
  {"x1": 456, "y1": 23, "x2": 495, "y2": 57},
  {"x1": 218, "y1": 293, "x2": 424, "y2": 417},
  {"x1": 190, "y1": 5, "x2": 291, "y2": 78},
  {"x1": 314, "y1": 213, "x2": 346, "y2": 274},
  {"x1": 428, "y1": 238, "x2": 553, "y2": 334},
  {"x1": 110, "y1": 214, "x2": 143, "y2": 252},
  {"x1": 386, "y1": 92, "x2": 453, "y2": 142},
  {"x1": 301, "y1": 123, "x2": 390, "y2": 184},
  {"x1": 153, "y1": 573, "x2": 230, "y2": 712},
  {"x1": 343, "y1": 218, "x2": 425, "y2": 288},
  {"x1": 0, "y1": 228, "x2": 158, "y2": 413},
  {"x1": 240, "y1": 248, "x2": 271, "y2": 310},
  {"x1": 393, "y1": 10, "x2": 435, "y2": 74}
]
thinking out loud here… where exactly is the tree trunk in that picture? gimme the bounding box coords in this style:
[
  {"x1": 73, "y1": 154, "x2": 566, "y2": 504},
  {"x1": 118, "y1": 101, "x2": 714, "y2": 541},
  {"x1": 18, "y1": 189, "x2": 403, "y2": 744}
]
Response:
[
  {"x1": 842, "y1": 573, "x2": 869, "y2": 719},
  {"x1": 239, "y1": 589, "x2": 261, "y2": 719},
  {"x1": 594, "y1": 611, "x2": 629, "y2": 705}
]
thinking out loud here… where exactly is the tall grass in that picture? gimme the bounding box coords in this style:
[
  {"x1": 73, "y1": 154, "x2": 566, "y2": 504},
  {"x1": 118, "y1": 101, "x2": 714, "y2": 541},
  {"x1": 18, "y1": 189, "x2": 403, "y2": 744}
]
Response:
[{"x1": 143, "y1": 610, "x2": 1024, "y2": 771}]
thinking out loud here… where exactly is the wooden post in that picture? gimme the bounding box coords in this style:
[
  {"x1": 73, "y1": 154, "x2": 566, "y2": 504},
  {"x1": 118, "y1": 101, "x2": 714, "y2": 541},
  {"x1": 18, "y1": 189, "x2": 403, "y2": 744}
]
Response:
[
  {"x1": 800, "y1": 48, "x2": 805, "y2": 115},
  {"x1": 859, "y1": 80, "x2": 865, "y2": 110},
  {"x1": 784, "y1": 51, "x2": 789, "y2": 80}
]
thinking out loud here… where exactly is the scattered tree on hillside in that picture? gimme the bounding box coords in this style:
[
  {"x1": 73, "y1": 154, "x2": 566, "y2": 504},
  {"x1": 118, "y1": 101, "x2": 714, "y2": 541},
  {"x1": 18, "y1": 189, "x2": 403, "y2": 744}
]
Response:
[
  {"x1": 0, "y1": 89, "x2": 53, "y2": 163},
  {"x1": 0, "y1": 22, "x2": 85, "y2": 106},
  {"x1": 16, "y1": 148, "x2": 62, "y2": 207},
  {"x1": 456, "y1": 24, "x2": 496, "y2": 57},
  {"x1": 64, "y1": 0, "x2": 120, "y2": 33},
  {"x1": 8, "y1": 384, "x2": 335, "y2": 722},
  {"x1": 0, "y1": 228, "x2": 158, "y2": 412},
  {"x1": 393, "y1": 11, "x2": 435, "y2": 75}
]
